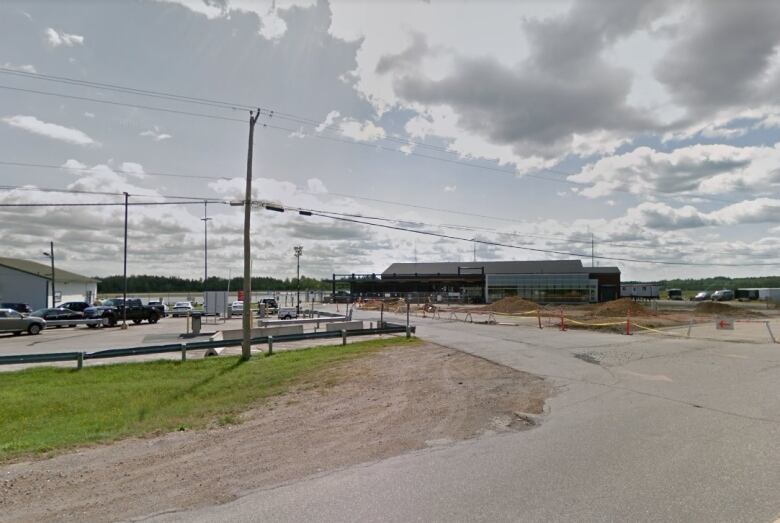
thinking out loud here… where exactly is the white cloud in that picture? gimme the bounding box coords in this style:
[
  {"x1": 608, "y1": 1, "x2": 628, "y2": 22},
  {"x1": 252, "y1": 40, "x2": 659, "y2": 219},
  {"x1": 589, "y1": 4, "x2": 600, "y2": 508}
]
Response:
[
  {"x1": 306, "y1": 178, "x2": 328, "y2": 194},
  {"x1": 1, "y1": 62, "x2": 36, "y2": 73},
  {"x1": 315, "y1": 110, "x2": 340, "y2": 132},
  {"x1": 2, "y1": 115, "x2": 98, "y2": 146},
  {"x1": 569, "y1": 143, "x2": 780, "y2": 198},
  {"x1": 339, "y1": 119, "x2": 386, "y2": 141},
  {"x1": 139, "y1": 126, "x2": 172, "y2": 141},
  {"x1": 83, "y1": 112, "x2": 95, "y2": 118},
  {"x1": 444, "y1": 185, "x2": 457, "y2": 192},
  {"x1": 45, "y1": 28, "x2": 84, "y2": 47}
]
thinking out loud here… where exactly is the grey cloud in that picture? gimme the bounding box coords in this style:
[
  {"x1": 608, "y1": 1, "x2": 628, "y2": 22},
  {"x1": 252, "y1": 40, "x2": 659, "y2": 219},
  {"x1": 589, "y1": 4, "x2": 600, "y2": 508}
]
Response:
[
  {"x1": 655, "y1": 0, "x2": 780, "y2": 119},
  {"x1": 375, "y1": 32, "x2": 428, "y2": 74},
  {"x1": 386, "y1": 0, "x2": 670, "y2": 158}
]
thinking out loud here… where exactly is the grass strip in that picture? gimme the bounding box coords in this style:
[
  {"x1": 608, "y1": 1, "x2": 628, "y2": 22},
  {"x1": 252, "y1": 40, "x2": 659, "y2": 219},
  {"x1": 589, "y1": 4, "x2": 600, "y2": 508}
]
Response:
[{"x1": 0, "y1": 336, "x2": 419, "y2": 462}]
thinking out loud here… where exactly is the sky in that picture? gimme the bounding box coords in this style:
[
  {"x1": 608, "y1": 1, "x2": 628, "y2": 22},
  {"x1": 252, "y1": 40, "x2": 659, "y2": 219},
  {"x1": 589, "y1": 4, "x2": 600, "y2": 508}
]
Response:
[{"x1": 1, "y1": 0, "x2": 780, "y2": 282}]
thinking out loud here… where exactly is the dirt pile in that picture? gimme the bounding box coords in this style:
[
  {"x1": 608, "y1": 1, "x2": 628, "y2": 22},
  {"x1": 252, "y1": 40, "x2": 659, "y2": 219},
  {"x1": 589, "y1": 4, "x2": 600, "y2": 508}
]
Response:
[
  {"x1": 694, "y1": 301, "x2": 764, "y2": 317},
  {"x1": 359, "y1": 298, "x2": 406, "y2": 312},
  {"x1": 592, "y1": 298, "x2": 650, "y2": 317},
  {"x1": 482, "y1": 296, "x2": 538, "y2": 313},
  {"x1": 0, "y1": 343, "x2": 550, "y2": 522}
]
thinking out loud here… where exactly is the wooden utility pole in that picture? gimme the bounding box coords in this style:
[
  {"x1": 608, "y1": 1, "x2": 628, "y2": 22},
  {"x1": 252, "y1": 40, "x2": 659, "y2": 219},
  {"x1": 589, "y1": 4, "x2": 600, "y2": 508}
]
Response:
[{"x1": 242, "y1": 110, "x2": 261, "y2": 360}]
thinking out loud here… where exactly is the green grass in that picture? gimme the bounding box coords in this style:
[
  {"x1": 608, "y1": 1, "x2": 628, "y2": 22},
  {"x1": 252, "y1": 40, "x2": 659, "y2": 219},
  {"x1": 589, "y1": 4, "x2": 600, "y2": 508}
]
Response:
[{"x1": 0, "y1": 337, "x2": 419, "y2": 462}]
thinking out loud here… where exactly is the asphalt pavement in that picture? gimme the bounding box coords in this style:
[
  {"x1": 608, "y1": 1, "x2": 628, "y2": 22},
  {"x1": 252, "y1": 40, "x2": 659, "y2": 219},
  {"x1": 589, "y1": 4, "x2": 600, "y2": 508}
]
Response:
[{"x1": 147, "y1": 306, "x2": 780, "y2": 523}]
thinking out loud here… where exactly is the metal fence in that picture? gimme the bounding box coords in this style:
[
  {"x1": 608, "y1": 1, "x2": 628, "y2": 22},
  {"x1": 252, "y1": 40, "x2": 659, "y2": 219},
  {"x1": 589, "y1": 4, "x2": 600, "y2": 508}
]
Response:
[{"x1": 0, "y1": 323, "x2": 414, "y2": 368}]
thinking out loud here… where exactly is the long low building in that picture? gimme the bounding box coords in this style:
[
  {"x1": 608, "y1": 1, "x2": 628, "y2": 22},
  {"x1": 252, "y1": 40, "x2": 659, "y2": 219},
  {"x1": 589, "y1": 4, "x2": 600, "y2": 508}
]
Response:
[
  {"x1": 335, "y1": 260, "x2": 620, "y2": 304},
  {"x1": 0, "y1": 257, "x2": 99, "y2": 309}
]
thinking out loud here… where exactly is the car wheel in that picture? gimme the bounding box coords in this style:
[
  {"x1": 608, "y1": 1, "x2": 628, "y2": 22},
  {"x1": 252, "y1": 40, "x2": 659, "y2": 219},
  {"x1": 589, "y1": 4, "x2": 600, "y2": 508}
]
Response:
[
  {"x1": 28, "y1": 324, "x2": 41, "y2": 335},
  {"x1": 283, "y1": 315, "x2": 291, "y2": 320},
  {"x1": 148, "y1": 314, "x2": 159, "y2": 324},
  {"x1": 132, "y1": 319, "x2": 142, "y2": 325},
  {"x1": 105, "y1": 314, "x2": 117, "y2": 327}
]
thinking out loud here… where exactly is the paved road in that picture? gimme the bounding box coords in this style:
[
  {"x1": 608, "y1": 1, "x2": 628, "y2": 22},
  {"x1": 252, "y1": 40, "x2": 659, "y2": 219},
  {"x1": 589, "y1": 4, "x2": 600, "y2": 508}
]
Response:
[{"x1": 146, "y1": 308, "x2": 780, "y2": 523}]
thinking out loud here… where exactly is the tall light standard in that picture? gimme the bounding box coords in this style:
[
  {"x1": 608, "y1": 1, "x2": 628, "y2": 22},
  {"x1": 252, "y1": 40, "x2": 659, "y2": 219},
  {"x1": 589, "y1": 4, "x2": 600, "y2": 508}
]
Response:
[
  {"x1": 42, "y1": 241, "x2": 55, "y2": 307},
  {"x1": 201, "y1": 201, "x2": 212, "y2": 291},
  {"x1": 294, "y1": 245, "x2": 303, "y2": 313}
]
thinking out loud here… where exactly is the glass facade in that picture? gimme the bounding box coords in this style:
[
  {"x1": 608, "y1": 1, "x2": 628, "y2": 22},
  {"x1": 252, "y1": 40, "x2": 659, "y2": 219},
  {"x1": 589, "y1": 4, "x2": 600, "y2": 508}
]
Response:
[{"x1": 486, "y1": 273, "x2": 598, "y2": 303}]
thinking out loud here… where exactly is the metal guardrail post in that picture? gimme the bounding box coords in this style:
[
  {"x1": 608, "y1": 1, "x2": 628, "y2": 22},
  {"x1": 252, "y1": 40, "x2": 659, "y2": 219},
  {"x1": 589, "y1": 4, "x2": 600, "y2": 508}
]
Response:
[
  {"x1": 268, "y1": 335, "x2": 274, "y2": 355},
  {"x1": 77, "y1": 352, "x2": 84, "y2": 370},
  {"x1": 406, "y1": 325, "x2": 411, "y2": 339},
  {"x1": 181, "y1": 343, "x2": 187, "y2": 362},
  {"x1": 341, "y1": 329, "x2": 347, "y2": 346}
]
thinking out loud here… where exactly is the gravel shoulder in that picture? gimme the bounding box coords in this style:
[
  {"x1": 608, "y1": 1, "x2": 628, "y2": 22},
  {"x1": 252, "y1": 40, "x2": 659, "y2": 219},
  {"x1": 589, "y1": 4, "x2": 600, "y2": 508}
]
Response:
[{"x1": 0, "y1": 342, "x2": 550, "y2": 523}]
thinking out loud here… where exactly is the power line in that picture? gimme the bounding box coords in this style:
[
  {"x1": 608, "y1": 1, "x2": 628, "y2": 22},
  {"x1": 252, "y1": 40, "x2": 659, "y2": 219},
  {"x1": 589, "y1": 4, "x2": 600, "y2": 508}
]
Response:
[
  {"x1": 0, "y1": 160, "x2": 232, "y2": 181},
  {"x1": 0, "y1": 84, "x2": 247, "y2": 124},
  {"x1": 298, "y1": 209, "x2": 780, "y2": 268},
  {"x1": 0, "y1": 201, "x2": 207, "y2": 207},
  {"x1": 0, "y1": 184, "x2": 227, "y2": 202},
  {"x1": 0, "y1": 81, "x2": 757, "y2": 206}
]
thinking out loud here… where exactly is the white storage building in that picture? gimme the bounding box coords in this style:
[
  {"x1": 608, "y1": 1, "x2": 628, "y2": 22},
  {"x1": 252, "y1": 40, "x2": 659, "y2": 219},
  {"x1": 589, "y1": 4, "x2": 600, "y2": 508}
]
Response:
[{"x1": 0, "y1": 257, "x2": 98, "y2": 310}]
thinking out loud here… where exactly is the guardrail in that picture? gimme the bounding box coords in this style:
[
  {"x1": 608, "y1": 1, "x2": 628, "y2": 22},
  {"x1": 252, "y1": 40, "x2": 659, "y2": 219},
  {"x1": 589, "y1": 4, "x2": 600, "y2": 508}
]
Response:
[{"x1": 0, "y1": 322, "x2": 415, "y2": 368}]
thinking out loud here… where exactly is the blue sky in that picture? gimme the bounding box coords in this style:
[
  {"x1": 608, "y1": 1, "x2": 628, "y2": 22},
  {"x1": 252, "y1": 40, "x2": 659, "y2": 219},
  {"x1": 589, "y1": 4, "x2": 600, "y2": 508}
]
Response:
[{"x1": 1, "y1": 0, "x2": 779, "y2": 281}]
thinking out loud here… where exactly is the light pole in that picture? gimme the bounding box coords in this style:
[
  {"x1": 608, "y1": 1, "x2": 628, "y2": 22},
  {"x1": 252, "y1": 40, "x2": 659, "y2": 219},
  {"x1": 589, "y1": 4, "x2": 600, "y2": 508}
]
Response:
[
  {"x1": 201, "y1": 201, "x2": 212, "y2": 291},
  {"x1": 294, "y1": 245, "x2": 303, "y2": 314},
  {"x1": 42, "y1": 241, "x2": 55, "y2": 307}
]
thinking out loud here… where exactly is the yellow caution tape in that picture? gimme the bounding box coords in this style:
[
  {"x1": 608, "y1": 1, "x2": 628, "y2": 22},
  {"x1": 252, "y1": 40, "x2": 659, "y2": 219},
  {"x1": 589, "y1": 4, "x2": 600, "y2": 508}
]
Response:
[
  {"x1": 631, "y1": 322, "x2": 688, "y2": 337},
  {"x1": 564, "y1": 318, "x2": 625, "y2": 327}
]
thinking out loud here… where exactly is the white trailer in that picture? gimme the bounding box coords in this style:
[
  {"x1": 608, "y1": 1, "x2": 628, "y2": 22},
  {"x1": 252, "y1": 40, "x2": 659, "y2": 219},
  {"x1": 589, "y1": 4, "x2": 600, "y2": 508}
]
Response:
[{"x1": 620, "y1": 284, "x2": 660, "y2": 300}]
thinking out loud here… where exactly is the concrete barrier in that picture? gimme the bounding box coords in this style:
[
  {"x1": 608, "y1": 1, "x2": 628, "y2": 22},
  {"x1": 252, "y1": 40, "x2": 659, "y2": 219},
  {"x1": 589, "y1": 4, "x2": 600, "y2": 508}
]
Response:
[
  {"x1": 204, "y1": 325, "x2": 305, "y2": 356},
  {"x1": 325, "y1": 321, "x2": 364, "y2": 332}
]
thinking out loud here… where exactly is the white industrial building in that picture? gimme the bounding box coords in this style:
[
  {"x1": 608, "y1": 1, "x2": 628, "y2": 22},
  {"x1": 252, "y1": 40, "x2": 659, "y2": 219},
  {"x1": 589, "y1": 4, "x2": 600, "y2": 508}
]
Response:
[{"x1": 0, "y1": 257, "x2": 98, "y2": 310}]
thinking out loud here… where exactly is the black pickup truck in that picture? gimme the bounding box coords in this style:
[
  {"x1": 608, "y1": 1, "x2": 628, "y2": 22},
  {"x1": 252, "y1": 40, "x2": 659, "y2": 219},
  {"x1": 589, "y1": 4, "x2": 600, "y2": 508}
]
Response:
[{"x1": 84, "y1": 298, "x2": 161, "y2": 326}]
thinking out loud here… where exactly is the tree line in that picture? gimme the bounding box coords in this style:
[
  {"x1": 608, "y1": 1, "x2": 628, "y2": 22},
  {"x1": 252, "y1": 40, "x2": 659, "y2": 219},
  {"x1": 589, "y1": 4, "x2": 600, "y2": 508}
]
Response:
[
  {"x1": 96, "y1": 274, "x2": 331, "y2": 293},
  {"x1": 625, "y1": 275, "x2": 780, "y2": 290}
]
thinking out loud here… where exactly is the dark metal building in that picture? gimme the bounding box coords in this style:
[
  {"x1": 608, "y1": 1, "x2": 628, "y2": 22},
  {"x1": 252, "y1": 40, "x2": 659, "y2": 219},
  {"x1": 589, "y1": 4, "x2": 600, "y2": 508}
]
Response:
[{"x1": 334, "y1": 260, "x2": 620, "y2": 304}]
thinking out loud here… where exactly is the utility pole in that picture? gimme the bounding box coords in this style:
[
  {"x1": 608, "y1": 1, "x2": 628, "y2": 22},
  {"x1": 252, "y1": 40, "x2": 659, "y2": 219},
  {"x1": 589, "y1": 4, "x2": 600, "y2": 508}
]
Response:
[
  {"x1": 294, "y1": 245, "x2": 303, "y2": 314},
  {"x1": 122, "y1": 192, "x2": 129, "y2": 329},
  {"x1": 241, "y1": 110, "x2": 261, "y2": 360},
  {"x1": 473, "y1": 240, "x2": 476, "y2": 262},
  {"x1": 201, "y1": 201, "x2": 212, "y2": 291},
  {"x1": 43, "y1": 242, "x2": 55, "y2": 307},
  {"x1": 591, "y1": 233, "x2": 595, "y2": 268}
]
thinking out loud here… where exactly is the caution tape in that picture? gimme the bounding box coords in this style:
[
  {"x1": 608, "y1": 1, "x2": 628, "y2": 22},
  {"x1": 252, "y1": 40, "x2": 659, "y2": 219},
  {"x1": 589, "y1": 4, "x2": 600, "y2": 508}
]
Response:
[
  {"x1": 563, "y1": 318, "x2": 625, "y2": 327},
  {"x1": 630, "y1": 322, "x2": 689, "y2": 337}
]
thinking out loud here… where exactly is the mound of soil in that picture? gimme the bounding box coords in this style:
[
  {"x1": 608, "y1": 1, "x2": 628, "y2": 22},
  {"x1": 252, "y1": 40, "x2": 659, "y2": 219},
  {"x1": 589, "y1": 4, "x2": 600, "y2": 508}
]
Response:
[
  {"x1": 592, "y1": 298, "x2": 650, "y2": 317},
  {"x1": 694, "y1": 301, "x2": 764, "y2": 317},
  {"x1": 483, "y1": 296, "x2": 538, "y2": 313}
]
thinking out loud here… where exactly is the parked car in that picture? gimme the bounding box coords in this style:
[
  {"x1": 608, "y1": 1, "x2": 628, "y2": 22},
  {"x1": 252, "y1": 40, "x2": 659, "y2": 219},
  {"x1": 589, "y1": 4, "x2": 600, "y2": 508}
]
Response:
[
  {"x1": 60, "y1": 301, "x2": 92, "y2": 312},
  {"x1": 229, "y1": 301, "x2": 244, "y2": 316},
  {"x1": 711, "y1": 290, "x2": 734, "y2": 301},
  {"x1": 171, "y1": 301, "x2": 194, "y2": 317},
  {"x1": 735, "y1": 289, "x2": 759, "y2": 301},
  {"x1": 324, "y1": 291, "x2": 352, "y2": 304},
  {"x1": 148, "y1": 300, "x2": 168, "y2": 317},
  {"x1": 0, "y1": 308, "x2": 45, "y2": 335},
  {"x1": 29, "y1": 308, "x2": 84, "y2": 327},
  {"x1": 278, "y1": 306, "x2": 298, "y2": 320},
  {"x1": 0, "y1": 302, "x2": 32, "y2": 315},
  {"x1": 691, "y1": 291, "x2": 711, "y2": 301},
  {"x1": 84, "y1": 298, "x2": 161, "y2": 326}
]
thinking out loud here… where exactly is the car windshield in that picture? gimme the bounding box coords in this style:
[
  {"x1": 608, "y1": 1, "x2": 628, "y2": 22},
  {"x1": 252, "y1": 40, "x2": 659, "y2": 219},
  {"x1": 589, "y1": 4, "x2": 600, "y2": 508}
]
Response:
[
  {"x1": 102, "y1": 299, "x2": 122, "y2": 307},
  {"x1": 174, "y1": 302, "x2": 190, "y2": 307}
]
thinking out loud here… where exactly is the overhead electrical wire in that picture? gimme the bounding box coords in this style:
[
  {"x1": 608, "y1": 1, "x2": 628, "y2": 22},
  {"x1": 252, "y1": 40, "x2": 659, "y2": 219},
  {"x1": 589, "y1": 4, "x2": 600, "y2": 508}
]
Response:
[
  {"x1": 288, "y1": 207, "x2": 780, "y2": 268},
  {"x1": 0, "y1": 78, "x2": 757, "y2": 206}
]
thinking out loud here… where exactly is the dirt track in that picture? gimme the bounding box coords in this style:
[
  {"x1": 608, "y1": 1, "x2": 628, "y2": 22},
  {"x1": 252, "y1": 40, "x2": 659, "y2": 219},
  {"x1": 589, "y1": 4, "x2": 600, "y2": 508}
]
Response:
[{"x1": 0, "y1": 342, "x2": 550, "y2": 523}]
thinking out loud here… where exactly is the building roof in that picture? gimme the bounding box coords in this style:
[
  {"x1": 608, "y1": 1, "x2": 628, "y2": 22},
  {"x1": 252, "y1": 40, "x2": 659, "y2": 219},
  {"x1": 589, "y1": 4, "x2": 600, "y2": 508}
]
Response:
[
  {"x1": 382, "y1": 260, "x2": 619, "y2": 276},
  {"x1": 0, "y1": 257, "x2": 99, "y2": 284}
]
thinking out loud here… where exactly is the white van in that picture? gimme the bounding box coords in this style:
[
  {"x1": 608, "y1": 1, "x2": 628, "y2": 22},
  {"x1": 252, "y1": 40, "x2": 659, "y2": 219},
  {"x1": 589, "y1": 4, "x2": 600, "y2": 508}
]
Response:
[{"x1": 278, "y1": 307, "x2": 298, "y2": 320}]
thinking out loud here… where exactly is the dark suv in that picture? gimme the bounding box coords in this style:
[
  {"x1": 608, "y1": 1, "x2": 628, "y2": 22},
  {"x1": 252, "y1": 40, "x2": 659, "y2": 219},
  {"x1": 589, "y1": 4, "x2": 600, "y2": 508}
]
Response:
[
  {"x1": 0, "y1": 302, "x2": 32, "y2": 315},
  {"x1": 60, "y1": 301, "x2": 92, "y2": 312}
]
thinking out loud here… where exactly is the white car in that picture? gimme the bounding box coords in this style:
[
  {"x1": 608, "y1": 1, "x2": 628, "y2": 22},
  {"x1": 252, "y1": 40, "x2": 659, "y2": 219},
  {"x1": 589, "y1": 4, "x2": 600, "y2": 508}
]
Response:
[
  {"x1": 171, "y1": 301, "x2": 194, "y2": 317},
  {"x1": 278, "y1": 307, "x2": 298, "y2": 320},
  {"x1": 230, "y1": 301, "x2": 244, "y2": 316}
]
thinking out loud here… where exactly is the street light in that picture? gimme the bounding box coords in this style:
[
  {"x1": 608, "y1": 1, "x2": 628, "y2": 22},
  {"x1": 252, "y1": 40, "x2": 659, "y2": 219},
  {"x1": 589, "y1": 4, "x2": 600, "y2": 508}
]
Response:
[
  {"x1": 42, "y1": 241, "x2": 55, "y2": 307},
  {"x1": 294, "y1": 245, "x2": 303, "y2": 313},
  {"x1": 201, "y1": 201, "x2": 212, "y2": 291}
]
